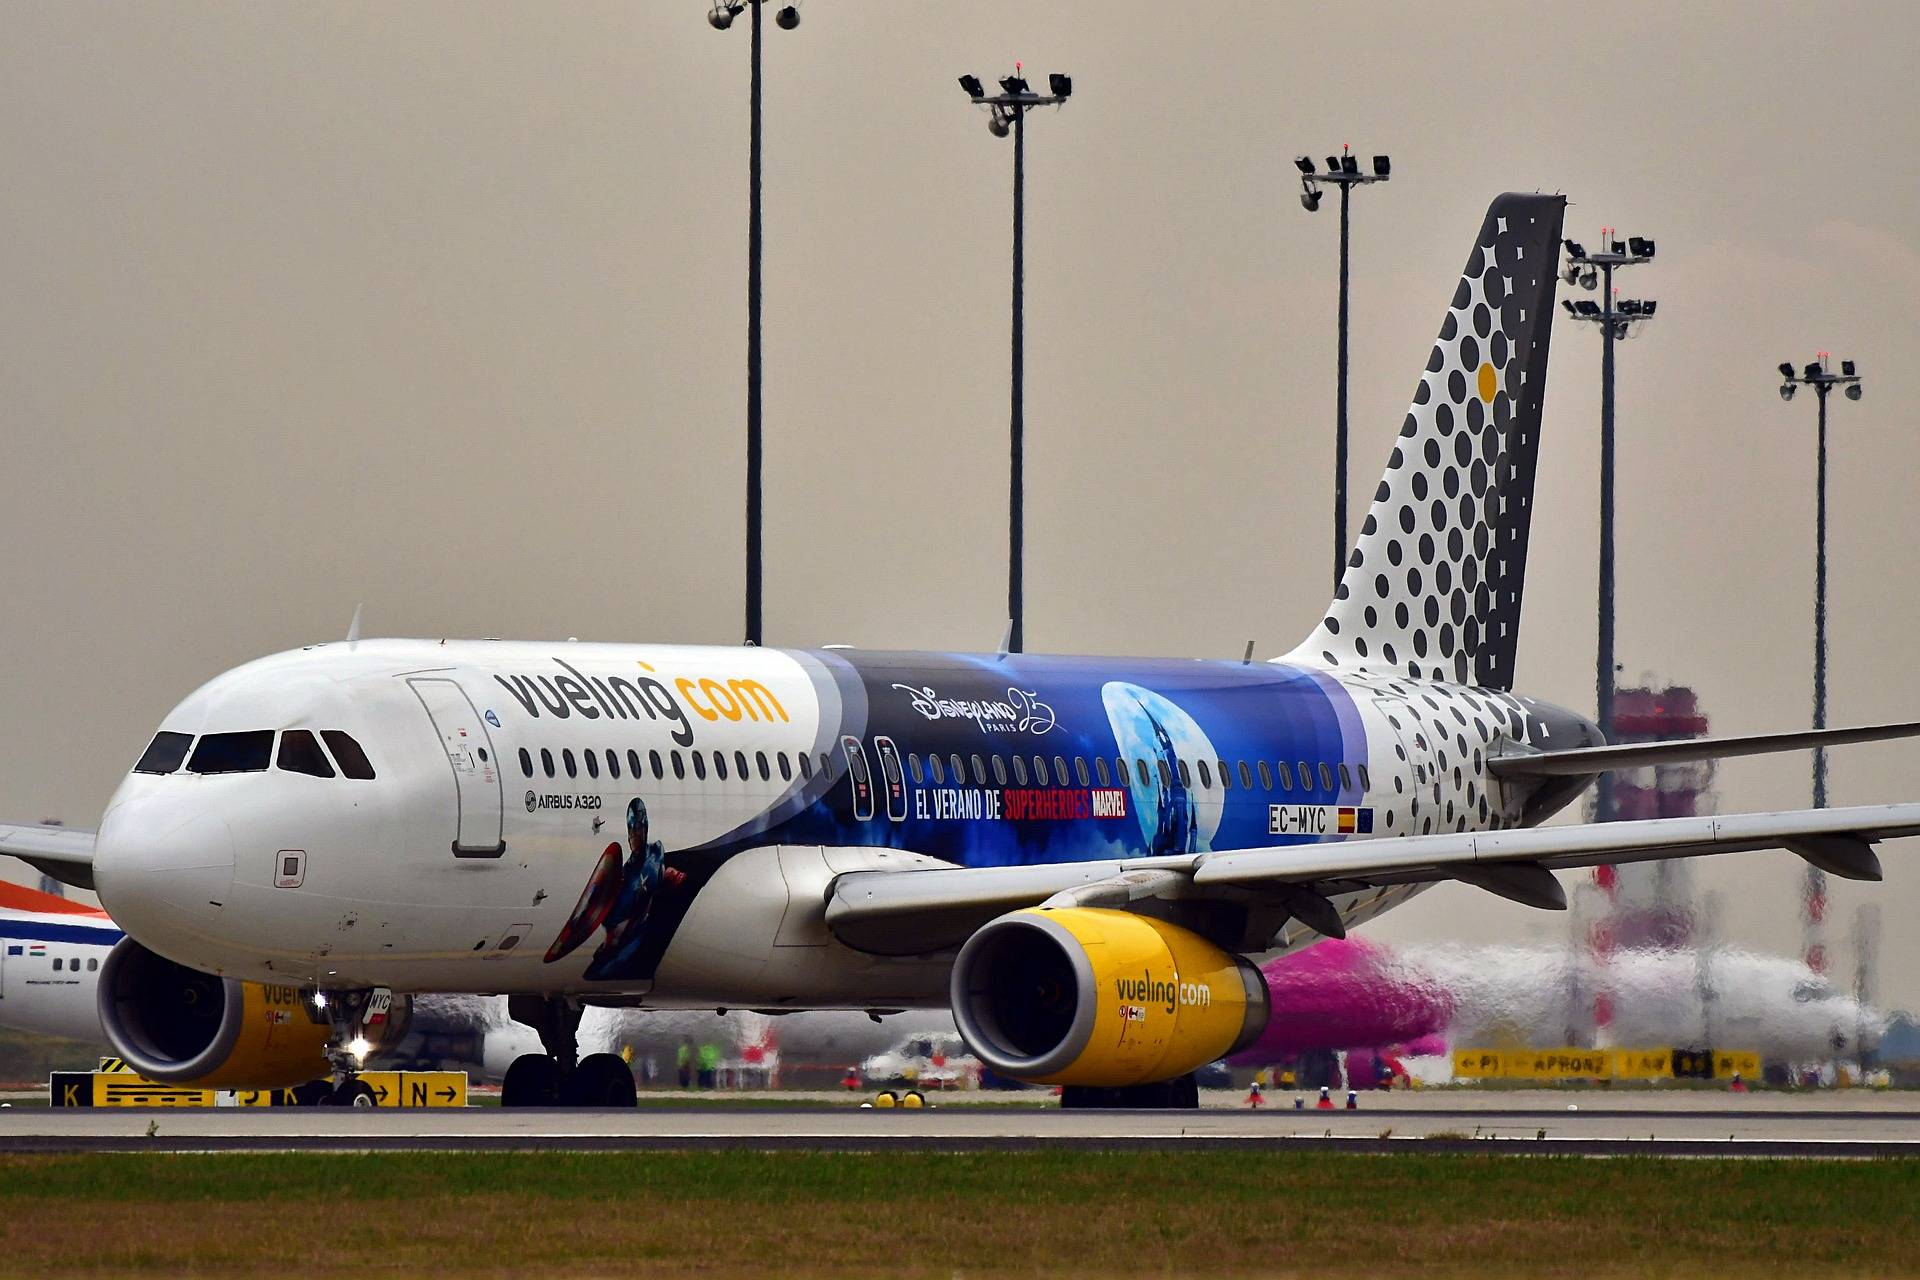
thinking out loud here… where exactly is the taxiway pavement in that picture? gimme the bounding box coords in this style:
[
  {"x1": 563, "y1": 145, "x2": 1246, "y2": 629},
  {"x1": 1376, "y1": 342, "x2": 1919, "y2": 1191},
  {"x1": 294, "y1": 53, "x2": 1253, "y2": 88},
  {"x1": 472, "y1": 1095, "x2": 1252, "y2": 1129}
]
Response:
[{"x1": 3, "y1": 1090, "x2": 1918, "y2": 1156}]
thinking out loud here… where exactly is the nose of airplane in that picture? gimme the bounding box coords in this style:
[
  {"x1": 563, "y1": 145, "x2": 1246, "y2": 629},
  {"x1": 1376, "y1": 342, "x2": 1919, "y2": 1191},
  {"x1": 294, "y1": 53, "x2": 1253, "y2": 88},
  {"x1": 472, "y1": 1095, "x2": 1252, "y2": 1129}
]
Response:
[{"x1": 93, "y1": 796, "x2": 237, "y2": 944}]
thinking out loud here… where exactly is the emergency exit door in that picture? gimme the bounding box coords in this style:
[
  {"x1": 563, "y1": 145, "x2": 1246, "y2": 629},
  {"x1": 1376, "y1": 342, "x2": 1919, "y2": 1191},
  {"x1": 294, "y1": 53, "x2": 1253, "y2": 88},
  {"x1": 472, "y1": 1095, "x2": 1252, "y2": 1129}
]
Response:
[{"x1": 409, "y1": 678, "x2": 506, "y2": 857}]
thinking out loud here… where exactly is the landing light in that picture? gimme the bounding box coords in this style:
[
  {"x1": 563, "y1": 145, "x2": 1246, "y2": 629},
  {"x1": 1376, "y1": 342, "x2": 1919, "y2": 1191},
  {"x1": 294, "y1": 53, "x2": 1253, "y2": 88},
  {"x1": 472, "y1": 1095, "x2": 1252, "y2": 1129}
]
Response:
[{"x1": 348, "y1": 1036, "x2": 372, "y2": 1062}]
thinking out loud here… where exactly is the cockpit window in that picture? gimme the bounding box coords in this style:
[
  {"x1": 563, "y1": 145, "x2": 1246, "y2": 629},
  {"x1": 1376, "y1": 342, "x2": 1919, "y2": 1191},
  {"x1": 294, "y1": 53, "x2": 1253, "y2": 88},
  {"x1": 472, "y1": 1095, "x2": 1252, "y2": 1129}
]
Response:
[
  {"x1": 321, "y1": 731, "x2": 376, "y2": 780},
  {"x1": 188, "y1": 731, "x2": 274, "y2": 775},
  {"x1": 277, "y1": 730, "x2": 336, "y2": 778},
  {"x1": 133, "y1": 732, "x2": 193, "y2": 775}
]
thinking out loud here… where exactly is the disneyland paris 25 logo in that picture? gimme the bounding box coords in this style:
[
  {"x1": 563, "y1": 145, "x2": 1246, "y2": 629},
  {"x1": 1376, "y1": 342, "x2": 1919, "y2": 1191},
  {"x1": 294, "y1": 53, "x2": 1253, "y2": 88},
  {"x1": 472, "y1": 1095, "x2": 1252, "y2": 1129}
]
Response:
[{"x1": 892, "y1": 684, "x2": 1057, "y2": 735}]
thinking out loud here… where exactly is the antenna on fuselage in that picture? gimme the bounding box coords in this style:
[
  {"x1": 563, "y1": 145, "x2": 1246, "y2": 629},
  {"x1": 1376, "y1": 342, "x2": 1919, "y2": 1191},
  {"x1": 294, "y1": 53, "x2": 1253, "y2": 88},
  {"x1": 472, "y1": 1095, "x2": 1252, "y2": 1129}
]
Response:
[
  {"x1": 1242, "y1": 640, "x2": 1255, "y2": 665},
  {"x1": 997, "y1": 617, "x2": 1014, "y2": 660},
  {"x1": 346, "y1": 603, "x2": 363, "y2": 651}
]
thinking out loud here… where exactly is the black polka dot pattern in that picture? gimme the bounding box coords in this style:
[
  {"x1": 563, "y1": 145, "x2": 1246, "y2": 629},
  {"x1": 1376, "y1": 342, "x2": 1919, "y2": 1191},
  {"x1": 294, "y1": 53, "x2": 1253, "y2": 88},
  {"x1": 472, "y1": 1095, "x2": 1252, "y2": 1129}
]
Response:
[{"x1": 1299, "y1": 194, "x2": 1566, "y2": 693}]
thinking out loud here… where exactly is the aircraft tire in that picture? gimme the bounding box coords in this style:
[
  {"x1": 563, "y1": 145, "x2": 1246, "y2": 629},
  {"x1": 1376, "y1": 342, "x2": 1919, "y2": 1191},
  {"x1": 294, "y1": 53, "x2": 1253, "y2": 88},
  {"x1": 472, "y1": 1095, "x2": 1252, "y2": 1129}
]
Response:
[
  {"x1": 565, "y1": 1053, "x2": 638, "y2": 1108},
  {"x1": 501, "y1": 1053, "x2": 562, "y2": 1107}
]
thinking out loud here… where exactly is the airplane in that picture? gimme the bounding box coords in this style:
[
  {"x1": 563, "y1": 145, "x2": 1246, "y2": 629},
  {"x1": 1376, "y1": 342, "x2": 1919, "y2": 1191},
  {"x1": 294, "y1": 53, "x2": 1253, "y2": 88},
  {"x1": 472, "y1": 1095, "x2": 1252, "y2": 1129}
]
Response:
[
  {"x1": 0, "y1": 880, "x2": 119, "y2": 1043},
  {"x1": 9, "y1": 192, "x2": 1920, "y2": 1109}
]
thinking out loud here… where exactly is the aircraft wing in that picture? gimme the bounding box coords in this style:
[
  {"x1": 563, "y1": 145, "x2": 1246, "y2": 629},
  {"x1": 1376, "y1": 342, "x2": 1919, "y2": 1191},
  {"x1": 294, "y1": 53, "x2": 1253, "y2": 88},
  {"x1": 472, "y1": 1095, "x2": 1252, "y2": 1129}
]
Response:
[
  {"x1": 824, "y1": 802, "x2": 1920, "y2": 955},
  {"x1": 0, "y1": 822, "x2": 97, "y2": 891},
  {"x1": 1488, "y1": 719, "x2": 1920, "y2": 778}
]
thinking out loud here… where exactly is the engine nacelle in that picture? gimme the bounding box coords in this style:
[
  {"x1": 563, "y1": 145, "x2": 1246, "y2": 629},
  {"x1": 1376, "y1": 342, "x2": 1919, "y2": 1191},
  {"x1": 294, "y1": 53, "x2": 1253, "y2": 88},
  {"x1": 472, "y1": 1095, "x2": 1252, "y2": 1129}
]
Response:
[
  {"x1": 97, "y1": 938, "x2": 338, "y2": 1087},
  {"x1": 950, "y1": 907, "x2": 1268, "y2": 1087}
]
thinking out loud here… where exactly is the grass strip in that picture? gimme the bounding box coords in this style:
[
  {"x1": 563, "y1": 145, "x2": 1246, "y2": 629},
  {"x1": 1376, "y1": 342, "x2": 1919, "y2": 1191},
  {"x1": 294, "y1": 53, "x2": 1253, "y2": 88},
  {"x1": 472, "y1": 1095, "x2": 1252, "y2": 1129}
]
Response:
[{"x1": 0, "y1": 1149, "x2": 1915, "y2": 1278}]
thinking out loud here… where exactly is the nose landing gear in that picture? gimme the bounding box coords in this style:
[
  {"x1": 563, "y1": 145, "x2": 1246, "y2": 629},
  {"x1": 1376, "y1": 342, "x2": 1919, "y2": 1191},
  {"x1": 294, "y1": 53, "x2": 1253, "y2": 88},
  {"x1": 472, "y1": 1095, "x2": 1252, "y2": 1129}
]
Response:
[
  {"x1": 502, "y1": 994, "x2": 636, "y2": 1108},
  {"x1": 311, "y1": 986, "x2": 409, "y2": 1106}
]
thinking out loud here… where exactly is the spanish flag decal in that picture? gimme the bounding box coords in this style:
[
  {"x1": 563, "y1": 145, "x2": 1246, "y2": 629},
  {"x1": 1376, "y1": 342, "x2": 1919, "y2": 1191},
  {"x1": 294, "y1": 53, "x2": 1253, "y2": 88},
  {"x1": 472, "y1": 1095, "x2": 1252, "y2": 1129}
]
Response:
[{"x1": 1336, "y1": 808, "x2": 1374, "y2": 834}]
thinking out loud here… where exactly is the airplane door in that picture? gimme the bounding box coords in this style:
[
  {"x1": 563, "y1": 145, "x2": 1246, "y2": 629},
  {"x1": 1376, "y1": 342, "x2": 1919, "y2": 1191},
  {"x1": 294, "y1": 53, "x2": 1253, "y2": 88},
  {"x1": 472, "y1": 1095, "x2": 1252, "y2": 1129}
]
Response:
[
  {"x1": 408, "y1": 678, "x2": 506, "y2": 857},
  {"x1": 873, "y1": 736, "x2": 908, "y2": 822},
  {"x1": 840, "y1": 735, "x2": 876, "y2": 822}
]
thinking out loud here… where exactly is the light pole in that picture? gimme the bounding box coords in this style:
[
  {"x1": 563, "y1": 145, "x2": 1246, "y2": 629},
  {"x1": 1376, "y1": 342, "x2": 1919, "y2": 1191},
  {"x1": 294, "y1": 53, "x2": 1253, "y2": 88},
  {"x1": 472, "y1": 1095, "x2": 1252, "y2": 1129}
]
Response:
[
  {"x1": 1294, "y1": 146, "x2": 1391, "y2": 590},
  {"x1": 1779, "y1": 353, "x2": 1863, "y2": 978},
  {"x1": 1558, "y1": 230, "x2": 1657, "y2": 822},
  {"x1": 708, "y1": 0, "x2": 801, "y2": 647},
  {"x1": 1777, "y1": 354, "x2": 1863, "y2": 808},
  {"x1": 959, "y1": 70, "x2": 1072, "y2": 655}
]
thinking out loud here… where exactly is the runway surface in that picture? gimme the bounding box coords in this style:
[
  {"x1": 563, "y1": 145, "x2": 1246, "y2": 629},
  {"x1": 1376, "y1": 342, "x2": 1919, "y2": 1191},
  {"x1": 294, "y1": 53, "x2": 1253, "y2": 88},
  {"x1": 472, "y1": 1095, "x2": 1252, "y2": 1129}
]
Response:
[{"x1": 5, "y1": 1090, "x2": 1919, "y2": 1156}]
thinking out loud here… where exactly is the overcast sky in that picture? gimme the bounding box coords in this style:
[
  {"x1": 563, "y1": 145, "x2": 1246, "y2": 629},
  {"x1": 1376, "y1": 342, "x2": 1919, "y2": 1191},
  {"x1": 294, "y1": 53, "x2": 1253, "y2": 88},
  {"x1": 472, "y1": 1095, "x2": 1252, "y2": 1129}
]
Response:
[{"x1": 5, "y1": 1, "x2": 1918, "y2": 1008}]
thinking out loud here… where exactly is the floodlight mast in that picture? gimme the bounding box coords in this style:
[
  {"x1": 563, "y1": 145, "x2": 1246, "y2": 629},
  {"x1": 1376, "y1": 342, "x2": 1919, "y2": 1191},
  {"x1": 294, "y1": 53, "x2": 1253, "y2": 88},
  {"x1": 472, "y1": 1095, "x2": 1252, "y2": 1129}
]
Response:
[
  {"x1": 1294, "y1": 145, "x2": 1392, "y2": 590},
  {"x1": 707, "y1": 0, "x2": 803, "y2": 646},
  {"x1": 959, "y1": 69, "x2": 1073, "y2": 655},
  {"x1": 1775, "y1": 354, "x2": 1864, "y2": 812},
  {"x1": 1560, "y1": 228, "x2": 1657, "y2": 822}
]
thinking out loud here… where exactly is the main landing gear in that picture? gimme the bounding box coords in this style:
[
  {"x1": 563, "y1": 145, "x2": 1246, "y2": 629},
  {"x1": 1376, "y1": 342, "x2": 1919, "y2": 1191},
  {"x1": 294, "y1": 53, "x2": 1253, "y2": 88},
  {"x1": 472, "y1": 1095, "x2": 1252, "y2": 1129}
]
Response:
[
  {"x1": 1059, "y1": 1073, "x2": 1201, "y2": 1110},
  {"x1": 501, "y1": 995, "x2": 637, "y2": 1108}
]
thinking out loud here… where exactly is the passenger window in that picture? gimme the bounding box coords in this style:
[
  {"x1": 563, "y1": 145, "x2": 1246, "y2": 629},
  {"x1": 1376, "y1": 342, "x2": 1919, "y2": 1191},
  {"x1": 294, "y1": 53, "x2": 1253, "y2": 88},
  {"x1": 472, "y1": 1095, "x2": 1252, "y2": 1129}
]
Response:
[
  {"x1": 1055, "y1": 756, "x2": 1070, "y2": 785},
  {"x1": 1238, "y1": 761, "x2": 1254, "y2": 790},
  {"x1": 629, "y1": 750, "x2": 644, "y2": 778},
  {"x1": 671, "y1": 750, "x2": 686, "y2": 780},
  {"x1": 562, "y1": 749, "x2": 578, "y2": 779},
  {"x1": 820, "y1": 752, "x2": 833, "y2": 778},
  {"x1": 648, "y1": 750, "x2": 663, "y2": 780},
  {"x1": 1137, "y1": 759, "x2": 1152, "y2": 788},
  {"x1": 607, "y1": 749, "x2": 621, "y2": 780},
  {"x1": 845, "y1": 745, "x2": 869, "y2": 785},
  {"x1": 798, "y1": 753, "x2": 812, "y2": 780},
  {"x1": 992, "y1": 756, "x2": 1009, "y2": 786},
  {"x1": 929, "y1": 754, "x2": 945, "y2": 784},
  {"x1": 584, "y1": 750, "x2": 600, "y2": 779},
  {"x1": 542, "y1": 748, "x2": 556, "y2": 779},
  {"x1": 1259, "y1": 761, "x2": 1273, "y2": 790},
  {"x1": 1339, "y1": 763, "x2": 1353, "y2": 789},
  {"x1": 908, "y1": 754, "x2": 923, "y2": 784},
  {"x1": 973, "y1": 754, "x2": 989, "y2": 785},
  {"x1": 87, "y1": 958, "x2": 98, "y2": 972},
  {"x1": 778, "y1": 752, "x2": 793, "y2": 782},
  {"x1": 321, "y1": 731, "x2": 376, "y2": 780},
  {"x1": 52, "y1": 958, "x2": 62, "y2": 972},
  {"x1": 1178, "y1": 760, "x2": 1192, "y2": 788},
  {"x1": 188, "y1": 730, "x2": 274, "y2": 775},
  {"x1": 1319, "y1": 762, "x2": 1335, "y2": 791},
  {"x1": 518, "y1": 748, "x2": 533, "y2": 778},
  {"x1": 1358, "y1": 764, "x2": 1371, "y2": 790},
  {"x1": 692, "y1": 752, "x2": 707, "y2": 781},
  {"x1": 133, "y1": 731, "x2": 194, "y2": 775},
  {"x1": 735, "y1": 750, "x2": 750, "y2": 781},
  {"x1": 1028, "y1": 756, "x2": 1045, "y2": 786},
  {"x1": 1011, "y1": 756, "x2": 1029, "y2": 785},
  {"x1": 1197, "y1": 760, "x2": 1213, "y2": 788},
  {"x1": 1094, "y1": 757, "x2": 1111, "y2": 787},
  {"x1": 712, "y1": 752, "x2": 727, "y2": 781},
  {"x1": 757, "y1": 751, "x2": 771, "y2": 782},
  {"x1": 1277, "y1": 761, "x2": 1293, "y2": 790},
  {"x1": 277, "y1": 730, "x2": 336, "y2": 779},
  {"x1": 1298, "y1": 761, "x2": 1313, "y2": 790},
  {"x1": 1158, "y1": 760, "x2": 1173, "y2": 789},
  {"x1": 965, "y1": 754, "x2": 981, "y2": 785}
]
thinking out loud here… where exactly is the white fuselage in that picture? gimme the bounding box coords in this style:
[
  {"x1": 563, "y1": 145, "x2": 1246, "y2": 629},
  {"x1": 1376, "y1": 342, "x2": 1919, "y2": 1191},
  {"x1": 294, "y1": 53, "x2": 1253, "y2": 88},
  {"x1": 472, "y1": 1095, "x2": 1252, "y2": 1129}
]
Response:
[
  {"x1": 91, "y1": 639, "x2": 1596, "y2": 1009},
  {"x1": 0, "y1": 904, "x2": 118, "y2": 1043}
]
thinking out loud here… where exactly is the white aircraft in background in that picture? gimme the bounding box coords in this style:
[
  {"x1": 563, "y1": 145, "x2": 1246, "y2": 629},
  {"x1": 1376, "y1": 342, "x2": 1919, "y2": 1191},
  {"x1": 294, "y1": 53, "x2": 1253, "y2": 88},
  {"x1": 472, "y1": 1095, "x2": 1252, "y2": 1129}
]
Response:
[{"x1": 9, "y1": 192, "x2": 1920, "y2": 1109}]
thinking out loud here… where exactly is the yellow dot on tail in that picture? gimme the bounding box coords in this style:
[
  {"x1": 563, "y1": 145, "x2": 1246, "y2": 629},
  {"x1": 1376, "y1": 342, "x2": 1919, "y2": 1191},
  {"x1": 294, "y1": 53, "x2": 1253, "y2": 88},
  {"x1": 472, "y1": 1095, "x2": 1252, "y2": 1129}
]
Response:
[{"x1": 1477, "y1": 362, "x2": 1498, "y2": 403}]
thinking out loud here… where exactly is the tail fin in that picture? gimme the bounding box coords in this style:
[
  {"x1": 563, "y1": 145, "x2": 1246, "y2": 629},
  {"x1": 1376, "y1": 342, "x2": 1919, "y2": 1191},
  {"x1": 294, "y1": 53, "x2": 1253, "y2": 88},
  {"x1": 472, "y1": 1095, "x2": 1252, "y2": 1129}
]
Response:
[{"x1": 1292, "y1": 192, "x2": 1566, "y2": 690}]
